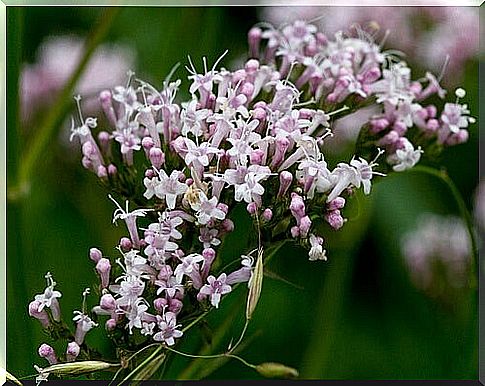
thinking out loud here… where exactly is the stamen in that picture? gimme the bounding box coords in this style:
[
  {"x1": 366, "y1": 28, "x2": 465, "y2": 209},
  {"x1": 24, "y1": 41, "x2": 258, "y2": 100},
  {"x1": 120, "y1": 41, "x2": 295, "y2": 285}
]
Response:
[
  {"x1": 211, "y1": 50, "x2": 229, "y2": 74},
  {"x1": 74, "y1": 95, "x2": 84, "y2": 125}
]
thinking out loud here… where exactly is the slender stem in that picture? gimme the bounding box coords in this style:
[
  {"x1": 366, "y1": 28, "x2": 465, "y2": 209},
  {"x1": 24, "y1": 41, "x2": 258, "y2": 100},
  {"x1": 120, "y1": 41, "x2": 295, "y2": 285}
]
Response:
[
  {"x1": 116, "y1": 345, "x2": 163, "y2": 385},
  {"x1": 11, "y1": 7, "x2": 121, "y2": 199},
  {"x1": 225, "y1": 353, "x2": 257, "y2": 369},
  {"x1": 407, "y1": 165, "x2": 478, "y2": 279},
  {"x1": 228, "y1": 319, "x2": 249, "y2": 353},
  {"x1": 164, "y1": 346, "x2": 256, "y2": 370}
]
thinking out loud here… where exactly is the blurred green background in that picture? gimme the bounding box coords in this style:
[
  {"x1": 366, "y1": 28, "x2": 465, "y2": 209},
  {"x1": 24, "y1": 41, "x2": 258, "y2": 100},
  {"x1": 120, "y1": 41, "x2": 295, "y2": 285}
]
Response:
[{"x1": 6, "y1": 6, "x2": 480, "y2": 380}]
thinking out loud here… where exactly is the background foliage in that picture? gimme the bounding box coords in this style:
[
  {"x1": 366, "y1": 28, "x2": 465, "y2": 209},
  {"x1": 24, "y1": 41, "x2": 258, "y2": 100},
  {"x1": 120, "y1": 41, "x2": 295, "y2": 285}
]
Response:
[{"x1": 7, "y1": 6, "x2": 480, "y2": 380}]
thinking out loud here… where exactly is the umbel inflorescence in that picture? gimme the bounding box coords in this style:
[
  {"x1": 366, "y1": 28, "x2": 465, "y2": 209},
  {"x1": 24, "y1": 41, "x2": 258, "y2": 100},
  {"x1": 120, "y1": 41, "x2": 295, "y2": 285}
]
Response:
[{"x1": 28, "y1": 20, "x2": 473, "y2": 381}]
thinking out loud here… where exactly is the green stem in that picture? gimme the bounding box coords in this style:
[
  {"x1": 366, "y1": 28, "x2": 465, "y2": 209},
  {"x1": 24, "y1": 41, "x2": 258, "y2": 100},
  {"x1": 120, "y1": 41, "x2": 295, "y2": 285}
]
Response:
[
  {"x1": 116, "y1": 345, "x2": 163, "y2": 385},
  {"x1": 407, "y1": 165, "x2": 478, "y2": 280},
  {"x1": 11, "y1": 7, "x2": 121, "y2": 199},
  {"x1": 164, "y1": 346, "x2": 256, "y2": 370}
]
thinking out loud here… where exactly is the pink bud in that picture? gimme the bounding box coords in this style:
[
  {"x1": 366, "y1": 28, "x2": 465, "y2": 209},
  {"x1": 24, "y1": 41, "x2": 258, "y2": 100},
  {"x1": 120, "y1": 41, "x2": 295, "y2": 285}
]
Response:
[
  {"x1": 106, "y1": 318, "x2": 117, "y2": 331},
  {"x1": 89, "y1": 248, "x2": 102, "y2": 263},
  {"x1": 290, "y1": 193, "x2": 306, "y2": 220},
  {"x1": 149, "y1": 147, "x2": 165, "y2": 169},
  {"x1": 96, "y1": 258, "x2": 111, "y2": 289},
  {"x1": 290, "y1": 226, "x2": 300, "y2": 238},
  {"x1": 262, "y1": 208, "x2": 273, "y2": 221},
  {"x1": 82, "y1": 141, "x2": 95, "y2": 157},
  {"x1": 142, "y1": 136, "x2": 155, "y2": 154},
  {"x1": 278, "y1": 171, "x2": 293, "y2": 197},
  {"x1": 409, "y1": 81, "x2": 422, "y2": 95},
  {"x1": 38, "y1": 343, "x2": 58, "y2": 365},
  {"x1": 328, "y1": 197, "x2": 346, "y2": 211},
  {"x1": 145, "y1": 169, "x2": 155, "y2": 179},
  {"x1": 97, "y1": 165, "x2": 108, "y2": 178},
  {"x1": 245, "y1": 58, "x2": 260, "y2": 73},
  {"x1": 248, "y1": 27, "x2": 262, "y2": 58},
  {"x1": 154, "y1": 298, "x2": 168, "y2": 313},
  {"x1": 217, "y1": 203, "x2": 229, "y2": 214},
  {"x1": 99, "y1": 90, "x2": 117, "y2": 127},
  {"x1": 241, "y1": 82, "x2": 255, "y2": 99},
  {"x1": 253, "y1": 107, "x2": 266, "y2": 121},
  {"x1": 378, "y1": 130, "x2": 400, "y2": 146},
  {"x1": 253, "y1": 101, "x2": 267, "y2": 109},
  {"x1": 100, "y1": 294, "x2": 116, "y2": 311},
  {"x1": 97, "y1": 131, "x2": 111, "y2": 152},
  {"x1": 247, "y1": 202, "x2": 257, "y2": 215},
  {"x1": 169, "y1": 298, "x2": 183, "y2": 314},
  {"x1": 107, "y1": 164, "x2": 117, "y2": 176},
  {"x1": 370, "y1": 118, "x2": 389, "y2": 133},
  {"x1": 325, "y1": 210, "x2": 344, "y2": 230},
  {"x1": 425, "y1": 119, "x2": 439, "y2": 133},
  {"x1": 29, "y1": 300, "x2": 50, "y2": 328},
  {"x1": 81, "y1": 156, "x2": 92, "y2": 170},
  {"x1": 66, "y1": 341, "x2": 80, "y2": 362},
  {"x1": 299, "y1": 215, "x2": 312, "y2": 237},
  {"x1": 120, "y1": 237, "x2": 132, "y2": 252}
]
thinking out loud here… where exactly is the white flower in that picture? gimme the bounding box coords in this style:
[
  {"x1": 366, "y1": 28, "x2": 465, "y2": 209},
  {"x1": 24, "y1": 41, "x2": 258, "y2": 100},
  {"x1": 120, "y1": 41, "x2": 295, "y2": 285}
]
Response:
[
  {"x1": 154, "y1": 169, "x2": 188, "y2": 209},
  {"x1": 190, "y1": 191, "x2": 226, "y2": 225},
  {"x1": 392, "y1": 139, "x2": 423, "y2": 172},
  {"x1": 308, "y1": 234, "x2": 327, "y2": 261},
  {"x1": 174, "y1": 253, "x2": 205, "y2": 283},
  {"x1": 153, "y1": 312, "x2": 183, "y2": 346},
  {"x1": 124, "y1": 298, "x2": 149, "y2": 334}
]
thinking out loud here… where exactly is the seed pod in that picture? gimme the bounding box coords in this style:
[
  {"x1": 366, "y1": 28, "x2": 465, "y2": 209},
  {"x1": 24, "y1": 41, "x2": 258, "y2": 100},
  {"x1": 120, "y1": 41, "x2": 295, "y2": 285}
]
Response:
[
  {"x1": 246, "y1": 247, "x2": 264, "y2": 319},
  {"x1": 255, "y1": 362, "x2": 299, "y2": 379},
  {"x1": 38, "y1": 360, "x2": 120, "y2": 377}
]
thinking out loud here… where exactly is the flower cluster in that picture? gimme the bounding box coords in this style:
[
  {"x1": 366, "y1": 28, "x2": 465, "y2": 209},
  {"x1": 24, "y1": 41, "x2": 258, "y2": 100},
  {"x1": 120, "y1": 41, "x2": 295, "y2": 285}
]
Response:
[
  {"x1": 248, "y1": 21, "x2": 474, "y2": 171},
  {"x1": 401, "y1": 213, "x2": 471, "y2": 293},
  {"x1": 260, "y1": 6, "x2": 479, "y2": 82},
  {"x1": 28, "y1": 19, "x2": 473, "y2": 378}
]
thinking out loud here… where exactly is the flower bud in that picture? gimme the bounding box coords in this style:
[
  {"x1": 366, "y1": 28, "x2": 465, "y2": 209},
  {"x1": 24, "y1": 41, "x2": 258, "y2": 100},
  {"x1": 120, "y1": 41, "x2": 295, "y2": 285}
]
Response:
[
  {"x1": 29, "y1": 300, "x2": 50, "y2": 328},
  {"x1": 290, "y1": 226, "x2": 300, "y2": 238},
  {"x1": 107, "y1": 164, "x2": 117, "y2": 176},
  {"x1": 149, "y1": 147, "x2": 165, "y2": 169},
  {"x1": 38, "y1": 343, "x2": 58, "y2": 365},
  {"x1": 328, "y1": 197, "x2": 345, "y2": 211},
  {"x1": 154, "y1": 298, "x2": 168, "y2": 313},
  {"x1": 247, "y1": 202, "x2": 257, "y2": 215},
  {"x1": 96, "y1": 258, "x2": 111, "y2": 289},
  {"x1": 120, "y1": 237, "x2": 132, "y2": 251},
  {"x1": 278, "y1": 171, "x2": 293, "y2": 197},
  {"x1": 100, "y1": 294, "x2": 116, "y2": 311},
  {"x1": 255, "y1": 362, "x2": 299, "y2": 379},
  {"x1": 299, "y1": 215, "x2": 312, "y2": 237},
  {"x1": 262, "y1": 208, "x2": 273, "y2": 221},
  {"x1": 105, "y1": 318, "x2": 117, "y2": 331},
  {"x1": 89, "y1": 248, "x2": 102, "y2": 263},
  {"x1": 66, "y1": 342, "x2": 80, "y2": 362},
  {"x1": 246, "y1": 248, "x2": 264, "y2": 320},
  {"x1": 325, "y1": 209, "x2": 344, "y2": 230},
  {"x1": 169, "y1": 298, "x2": 183, "y2": 314},
  {"x1": 97, "y1": 165, "x2": 108, "y2": 179}
]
